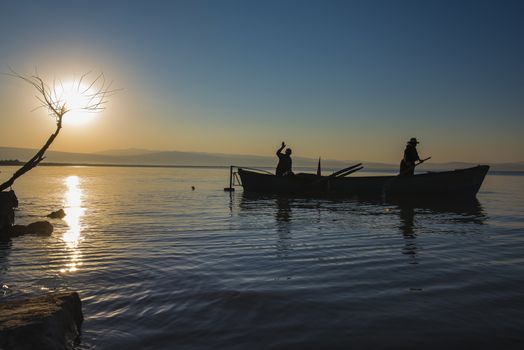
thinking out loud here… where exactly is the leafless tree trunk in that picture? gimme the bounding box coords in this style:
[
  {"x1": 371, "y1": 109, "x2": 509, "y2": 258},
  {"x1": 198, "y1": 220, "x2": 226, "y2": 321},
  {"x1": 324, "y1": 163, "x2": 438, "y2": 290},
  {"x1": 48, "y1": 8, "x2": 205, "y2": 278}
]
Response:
[{"x1": 0, "y1": 70, "x2": 116, "y2": 192}]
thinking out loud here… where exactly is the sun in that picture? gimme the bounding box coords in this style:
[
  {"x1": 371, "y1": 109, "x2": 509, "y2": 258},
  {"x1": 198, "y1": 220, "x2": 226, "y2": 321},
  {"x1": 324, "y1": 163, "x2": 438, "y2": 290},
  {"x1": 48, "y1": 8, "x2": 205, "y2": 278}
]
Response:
[{"x1": 53, "y1": 80, "x2": 101, "y2": 126}]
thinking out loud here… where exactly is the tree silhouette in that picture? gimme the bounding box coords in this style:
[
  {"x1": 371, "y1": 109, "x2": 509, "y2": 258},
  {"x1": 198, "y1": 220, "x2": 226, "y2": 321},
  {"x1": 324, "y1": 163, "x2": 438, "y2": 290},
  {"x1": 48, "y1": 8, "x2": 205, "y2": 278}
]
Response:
[{"x1": 0, "y1": 70, "x2": 117, "y2": 192}]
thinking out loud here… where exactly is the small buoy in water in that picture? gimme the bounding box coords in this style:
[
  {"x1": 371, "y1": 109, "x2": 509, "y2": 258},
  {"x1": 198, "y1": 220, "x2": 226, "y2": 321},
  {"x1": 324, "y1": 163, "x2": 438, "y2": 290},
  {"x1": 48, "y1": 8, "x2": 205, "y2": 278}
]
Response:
[{"x1": 191, "y1": 186, "x2": 195, "y2": 191}]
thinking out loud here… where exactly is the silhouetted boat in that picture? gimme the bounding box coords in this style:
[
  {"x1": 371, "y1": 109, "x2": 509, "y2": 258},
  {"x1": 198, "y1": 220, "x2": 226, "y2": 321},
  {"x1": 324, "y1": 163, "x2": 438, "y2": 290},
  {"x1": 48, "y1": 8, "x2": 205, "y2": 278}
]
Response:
[{"x1": 237, "y1": 165, "x2": 489, "y2": 198}]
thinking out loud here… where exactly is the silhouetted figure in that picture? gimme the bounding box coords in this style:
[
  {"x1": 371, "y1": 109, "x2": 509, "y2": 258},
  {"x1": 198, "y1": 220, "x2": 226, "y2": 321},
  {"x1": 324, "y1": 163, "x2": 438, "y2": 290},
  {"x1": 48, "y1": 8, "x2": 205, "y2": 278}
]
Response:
[
  {"x1": 399, "y1": 137, "x2": 421, "y2": 176},
  {"x1": 276, "y1": 142, "x2": 293, "y2": 176}
]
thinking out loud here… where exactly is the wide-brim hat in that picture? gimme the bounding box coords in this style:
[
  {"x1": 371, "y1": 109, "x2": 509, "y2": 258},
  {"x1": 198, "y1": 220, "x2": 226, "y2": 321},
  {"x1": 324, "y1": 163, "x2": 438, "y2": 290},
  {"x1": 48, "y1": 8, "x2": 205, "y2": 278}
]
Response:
[{"x1": 408, "y1": 137, "x2": 419, "y2": 144}]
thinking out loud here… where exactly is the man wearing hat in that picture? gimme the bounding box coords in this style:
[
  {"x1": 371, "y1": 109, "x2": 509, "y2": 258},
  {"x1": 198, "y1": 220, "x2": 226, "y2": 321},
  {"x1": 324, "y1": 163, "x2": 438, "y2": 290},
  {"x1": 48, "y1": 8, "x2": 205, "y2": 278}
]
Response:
[{"x1": 399, "y1": 137, "x2": 422, "y2": 176}]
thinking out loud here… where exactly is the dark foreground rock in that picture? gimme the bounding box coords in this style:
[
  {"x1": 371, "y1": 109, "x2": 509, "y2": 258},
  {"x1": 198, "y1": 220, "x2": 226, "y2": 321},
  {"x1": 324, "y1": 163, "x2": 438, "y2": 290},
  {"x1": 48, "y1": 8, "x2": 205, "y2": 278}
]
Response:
[
  {"x1": 0, "y1": 190, "x2": 18, "y2": 233},
  {"x1": 3, "y1": 221, "x2": 54, "y2": 238},
  {"x1": 0, "y1": 292, "x2": 83, "y2": 350}
]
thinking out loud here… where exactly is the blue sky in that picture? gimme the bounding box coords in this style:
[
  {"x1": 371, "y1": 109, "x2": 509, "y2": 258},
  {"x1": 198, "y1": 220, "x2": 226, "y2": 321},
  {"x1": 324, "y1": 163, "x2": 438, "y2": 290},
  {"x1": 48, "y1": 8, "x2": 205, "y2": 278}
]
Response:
[{"x1": 0, "y1": 0, "x2": 522, "y2": 162}]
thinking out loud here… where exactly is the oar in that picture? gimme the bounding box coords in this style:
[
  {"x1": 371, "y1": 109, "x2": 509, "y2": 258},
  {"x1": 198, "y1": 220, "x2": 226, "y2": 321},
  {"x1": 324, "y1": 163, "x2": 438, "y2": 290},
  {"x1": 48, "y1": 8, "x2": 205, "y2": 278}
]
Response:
[
  {"x1": 336, "y1": 166, "x2": 364, "y2": 177},
  {"x1": 414, "y1": 157, "x2": 431, "y2": 169},
  {"x1": 330, "y1": 163, "x2": 362, "y2": 177},
  {"x1": 399, "y1": 157, "x2": 432, "y2": 176},
  {"x1": 305, "y1": 163, "x2": 363, "y2": 189}
]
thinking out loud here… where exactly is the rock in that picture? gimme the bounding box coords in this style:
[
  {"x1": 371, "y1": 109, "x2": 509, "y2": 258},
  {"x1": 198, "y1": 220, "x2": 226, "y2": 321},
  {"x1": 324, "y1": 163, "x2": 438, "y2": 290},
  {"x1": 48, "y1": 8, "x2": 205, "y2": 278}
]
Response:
[
  {"x1": 26, "y1": 221, "x2": 54, "y2": 235},
  {"x1": 0, "y1": 292, "x2": 83, "y2": 350},
  {"x1": 4, "y1": 225, "x2": 27, "y2": 238},
  {"x1": 3, "y1": 221, "x2": 54, "y2": 238},
  {"x1": 0, "y1": 191, "x2": 18, "y2": 209},
  {"x1": 0, "y1": 190, "x2": 18, "y2": 234},
  {"x1": 47, "y1": 209, "x2": 66, "y2": 219}
]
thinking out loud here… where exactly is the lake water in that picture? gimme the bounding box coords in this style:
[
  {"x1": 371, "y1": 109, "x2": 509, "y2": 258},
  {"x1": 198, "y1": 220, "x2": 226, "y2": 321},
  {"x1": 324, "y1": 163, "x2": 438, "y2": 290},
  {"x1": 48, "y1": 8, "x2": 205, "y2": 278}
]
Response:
[{"x1": 1, "y1": 166, "x2": 523, "y2": 349}]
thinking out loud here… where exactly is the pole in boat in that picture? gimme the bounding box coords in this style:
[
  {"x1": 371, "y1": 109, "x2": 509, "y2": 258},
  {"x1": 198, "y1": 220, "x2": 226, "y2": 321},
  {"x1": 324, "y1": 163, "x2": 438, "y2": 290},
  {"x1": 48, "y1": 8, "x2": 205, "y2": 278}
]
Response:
[
  {"x1": 224, "y1": 165, "x2": 235, "y2": 191},
  {"x1": 317, "y1": 157, "x2": 321, "y2": 176}
]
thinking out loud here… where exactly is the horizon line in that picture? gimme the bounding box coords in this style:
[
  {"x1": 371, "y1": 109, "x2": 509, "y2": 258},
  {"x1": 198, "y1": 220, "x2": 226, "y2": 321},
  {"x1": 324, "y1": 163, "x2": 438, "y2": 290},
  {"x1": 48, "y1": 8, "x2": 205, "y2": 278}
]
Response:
[{"x1": 2, "y1": 161, "x2": 521, "y2": 175}]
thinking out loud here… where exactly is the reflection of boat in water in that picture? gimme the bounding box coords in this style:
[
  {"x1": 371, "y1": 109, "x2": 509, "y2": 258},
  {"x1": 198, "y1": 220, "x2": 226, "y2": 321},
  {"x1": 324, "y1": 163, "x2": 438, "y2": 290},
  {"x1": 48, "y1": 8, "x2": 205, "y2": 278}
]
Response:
[
  {"x1": 389, "y1": 197, "x2": 485, "y2": 218},
  {"x1": 237, "y1": 165, "x2": 489, "y2": 198},
  {"x1": 392, "y1": 197, "x2": 486, "y2": 236},
  {"x1": 393, "y1": 196, "x2": 485, "y2": 263},
  {"x1": 239, "y1": 192, "x2": 486, "y2": 265},
  {"x1": 240, "y1": 192, "x2": 485, "y2": 219}
]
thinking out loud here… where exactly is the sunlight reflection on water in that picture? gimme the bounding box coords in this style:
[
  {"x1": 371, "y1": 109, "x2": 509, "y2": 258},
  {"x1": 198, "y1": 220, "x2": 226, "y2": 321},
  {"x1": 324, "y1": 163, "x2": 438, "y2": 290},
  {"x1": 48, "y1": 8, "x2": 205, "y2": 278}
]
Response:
[{"x1": 61, "y1": 175, "x2": 84, "y2": 273}]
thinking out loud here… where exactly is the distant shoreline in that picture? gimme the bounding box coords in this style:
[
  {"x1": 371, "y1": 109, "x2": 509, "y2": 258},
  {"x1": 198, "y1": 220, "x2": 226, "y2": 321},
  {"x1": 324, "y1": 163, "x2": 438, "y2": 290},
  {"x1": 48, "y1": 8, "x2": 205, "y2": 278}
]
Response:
[
  {"x1": 1, "y1": 162, "x2": 523, "y2": 176},
  {"x1": 0, "y1": 161, "x2": 231, "y2": 170},
  {"x1": 0, "y1": 160, "x2": 23, "y2": 166}
]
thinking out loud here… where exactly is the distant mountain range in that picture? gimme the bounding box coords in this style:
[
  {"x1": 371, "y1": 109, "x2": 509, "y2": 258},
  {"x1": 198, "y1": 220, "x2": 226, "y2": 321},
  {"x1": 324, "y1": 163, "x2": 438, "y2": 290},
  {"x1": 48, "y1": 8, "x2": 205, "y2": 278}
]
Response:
[{"x1": 1, "y1": 146, "x2": 523, "y2": 172}]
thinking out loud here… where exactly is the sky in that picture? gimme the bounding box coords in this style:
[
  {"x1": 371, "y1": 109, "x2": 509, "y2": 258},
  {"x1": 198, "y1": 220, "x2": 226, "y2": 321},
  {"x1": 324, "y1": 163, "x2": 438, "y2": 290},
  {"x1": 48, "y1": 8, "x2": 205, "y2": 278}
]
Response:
[{"x1": 0, "y1": 0, "x2": 522, "y2": 163}]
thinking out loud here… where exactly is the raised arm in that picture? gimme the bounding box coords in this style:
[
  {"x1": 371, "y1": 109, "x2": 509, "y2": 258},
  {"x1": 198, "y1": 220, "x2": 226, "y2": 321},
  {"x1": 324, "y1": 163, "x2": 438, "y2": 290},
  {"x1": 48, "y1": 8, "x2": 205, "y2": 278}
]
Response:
[{"x1": 276, "y1": 141, "x2": 286, "y2": 156}]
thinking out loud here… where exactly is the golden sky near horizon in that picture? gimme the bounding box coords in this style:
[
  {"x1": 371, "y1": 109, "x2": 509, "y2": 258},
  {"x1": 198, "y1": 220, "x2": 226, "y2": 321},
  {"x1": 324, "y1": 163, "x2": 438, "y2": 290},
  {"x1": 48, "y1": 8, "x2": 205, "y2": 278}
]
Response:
[{"x1": 0, "y1": 65, "x2": 521, "y2": 164}]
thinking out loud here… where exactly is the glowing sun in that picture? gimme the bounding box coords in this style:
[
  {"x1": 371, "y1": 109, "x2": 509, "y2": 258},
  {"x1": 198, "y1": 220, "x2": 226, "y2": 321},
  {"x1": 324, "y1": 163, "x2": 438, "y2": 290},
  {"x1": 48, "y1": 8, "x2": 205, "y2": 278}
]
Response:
[{"x1": 53, "y1": 80, "x2": 102, "y2": 126}]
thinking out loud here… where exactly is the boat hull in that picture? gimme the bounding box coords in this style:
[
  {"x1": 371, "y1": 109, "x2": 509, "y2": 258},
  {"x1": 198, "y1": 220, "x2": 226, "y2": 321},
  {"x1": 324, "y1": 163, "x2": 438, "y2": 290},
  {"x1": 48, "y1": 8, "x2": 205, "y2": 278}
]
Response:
[{"x1": 237, "y1": 165, "x2": 489, "y2": 198}]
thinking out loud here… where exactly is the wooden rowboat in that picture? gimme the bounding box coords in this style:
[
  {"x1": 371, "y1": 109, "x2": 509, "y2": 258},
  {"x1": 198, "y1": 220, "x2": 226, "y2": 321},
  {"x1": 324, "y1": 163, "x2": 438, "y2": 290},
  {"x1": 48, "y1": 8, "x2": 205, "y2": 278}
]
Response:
[{"x1": 236, "y1": 165, "x2": 489, "y2": 198}]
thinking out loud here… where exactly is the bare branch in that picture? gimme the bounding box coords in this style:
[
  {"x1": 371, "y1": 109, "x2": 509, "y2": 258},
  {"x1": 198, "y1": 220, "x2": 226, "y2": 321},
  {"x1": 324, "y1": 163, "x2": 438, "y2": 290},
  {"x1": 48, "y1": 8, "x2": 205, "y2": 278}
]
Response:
[{"x1": 0, "y1": 69, "x2": 116, "y2": 192}]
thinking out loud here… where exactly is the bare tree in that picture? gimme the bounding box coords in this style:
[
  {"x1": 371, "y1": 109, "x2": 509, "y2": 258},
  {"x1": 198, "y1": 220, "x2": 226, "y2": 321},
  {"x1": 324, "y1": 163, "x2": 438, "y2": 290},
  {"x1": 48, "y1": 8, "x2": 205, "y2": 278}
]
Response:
[{"x1": 0, "y1": 70, "x2": 117, "y2": 192}]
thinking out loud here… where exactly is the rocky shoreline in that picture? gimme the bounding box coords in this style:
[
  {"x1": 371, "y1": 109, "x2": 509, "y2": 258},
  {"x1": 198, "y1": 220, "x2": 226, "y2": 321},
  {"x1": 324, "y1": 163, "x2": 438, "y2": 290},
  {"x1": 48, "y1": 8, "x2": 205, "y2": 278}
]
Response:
[{"x1": 0, "y1": 292, "x2": 83, "y2": 350}]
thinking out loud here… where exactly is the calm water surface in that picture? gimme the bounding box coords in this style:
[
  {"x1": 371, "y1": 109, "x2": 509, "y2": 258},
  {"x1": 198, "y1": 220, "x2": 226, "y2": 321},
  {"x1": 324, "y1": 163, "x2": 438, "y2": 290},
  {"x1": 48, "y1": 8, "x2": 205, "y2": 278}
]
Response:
[{"x1": 1, "y1": 166, "x2": 523, "y2": 349}]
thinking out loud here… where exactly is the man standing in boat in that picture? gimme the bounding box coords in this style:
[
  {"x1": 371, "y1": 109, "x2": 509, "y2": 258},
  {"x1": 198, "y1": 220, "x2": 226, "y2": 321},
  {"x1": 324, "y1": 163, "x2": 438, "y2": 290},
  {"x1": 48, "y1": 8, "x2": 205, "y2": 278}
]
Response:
[
  {"x1": 276, "y1": 142, "x2": 293, "y2": 176},
  {"x1": 400, "y1": 137, "x2": 422, "y2": 176}
]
